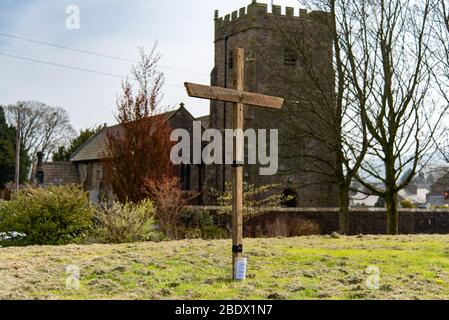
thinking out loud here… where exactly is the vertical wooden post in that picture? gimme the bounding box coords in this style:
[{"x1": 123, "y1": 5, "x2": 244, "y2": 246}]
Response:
[
  {"x1": 232, "y1": 48, "x2": 244, "y2": 280},
  {"x1": 184, "y1": 48, "x2": 284, "y2": 282},
  {"x1": 14, "y1": 106, "x2": 21, "y2": 191}
]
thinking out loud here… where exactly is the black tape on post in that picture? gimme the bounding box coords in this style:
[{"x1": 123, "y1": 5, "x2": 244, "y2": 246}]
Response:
[{"x1": 232, "y1": 161, "x2": 244, "y2": 168}]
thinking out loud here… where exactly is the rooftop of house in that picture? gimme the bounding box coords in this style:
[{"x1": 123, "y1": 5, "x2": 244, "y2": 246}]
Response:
[
  {"x1": 70, "y1": 105, "x2": 193, "y2": 163},
  {"x1": 425, "y1": 195, "x2": 449, "y2": 208},
  {"x1": 398, "y1": 188, "x2": 430, "y2": 205},
  {"x1": 351, "y1": 187, "x2": 430, "y2": 208},
  {"x1": 70, "y1": 123, "x2": 121, "y2": 162},
  {"x1": 350, "y1": 193, "x2": 380, "y2": 207}
]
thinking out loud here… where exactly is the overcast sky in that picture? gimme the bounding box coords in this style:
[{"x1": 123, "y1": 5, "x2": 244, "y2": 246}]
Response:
[{"x1": 0, "y1": 0, "x2": 301, "y2": 131}]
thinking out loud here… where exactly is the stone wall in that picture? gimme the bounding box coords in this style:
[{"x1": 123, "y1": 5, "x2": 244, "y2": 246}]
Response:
[{"x1": 186, "y1": 206, "x2": 449, "y2": 237}]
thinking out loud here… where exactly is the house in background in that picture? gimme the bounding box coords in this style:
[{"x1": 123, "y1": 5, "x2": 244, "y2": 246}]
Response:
[
  {"x1": 33, "y1": 153, "x2": 80, "y2": 186},
  {"x1": 424, "y1": 167, "x2": 449, "y2": 208},
  {"x1": 350, "y1": 187, "x2": 430, "y2": 208},
  {"x1": 350, "y1": 167, "x2": 449, "y2": 208},
  {"x1": 35, "y1": 104, "x2": 207, "y2": 204},
  {"x1": 0, "y1": 182, "x2": 29, "y2": 201},
  {"x1": 0, "y1": 183, "x2": 14, "y2": 201}
]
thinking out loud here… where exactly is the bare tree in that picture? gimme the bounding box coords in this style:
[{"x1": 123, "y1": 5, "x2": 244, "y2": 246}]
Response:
[
  {"x1": 432, "y1": 0, "x2": 448, "y2": 101},
  {"x1": 340, "y1": 0, "x2": 446, "y2": 234},
  {"x1": 430, "y1": 0, "x2": 449, "y2": 162},
  {"x1": 103, "y1": 46, "x2": 175, "y2": 203},
  {"x1": 275, "y1": 0, "x2": 368, "y2": 234},
  {"x1": 285, "y1": 0, "x2": 446, "y2": 235},
  {"x1": 2, "y1": 101, "x2": 76, "y2": 162}
]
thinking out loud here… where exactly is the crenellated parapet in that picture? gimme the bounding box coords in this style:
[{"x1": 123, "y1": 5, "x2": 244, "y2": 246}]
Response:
[{"x1": 214, "y1": 1, "x2": 329, "y2": 40}]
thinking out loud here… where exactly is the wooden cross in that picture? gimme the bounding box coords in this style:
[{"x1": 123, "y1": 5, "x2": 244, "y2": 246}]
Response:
[{"x1": 185, "y1": 48, "x2": 284, "y2": 281}]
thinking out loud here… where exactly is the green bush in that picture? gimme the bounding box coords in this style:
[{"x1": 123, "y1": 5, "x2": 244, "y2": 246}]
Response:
[
  {"x1": 0, "y1": 186, "x2": 94, "y2": 246},
  {"x1": 213, "y1": 183, "x2": 290, "y2": 221},
  {"x1": 180, "y1": 209, "x2": 229, "y2": 240},
  {"x1": 92, "y1": 199, "x2": 163, "y2": 244},
  {"x1": 400, "y1": 199, "x2": 416, "y2": 209}
]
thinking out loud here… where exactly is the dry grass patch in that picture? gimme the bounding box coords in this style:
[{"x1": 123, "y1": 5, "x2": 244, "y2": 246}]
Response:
[{"x1": 1, "y1": 235, "x2": 449, "y2": 299}]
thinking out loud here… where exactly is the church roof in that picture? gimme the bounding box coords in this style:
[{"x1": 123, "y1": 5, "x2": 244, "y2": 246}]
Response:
[
  {"x1": 70, "y1": 105, "x2": 191, "y2": 162},
  {"x1": 70, "y1": 124, "x2": 121, "y2": 162}
]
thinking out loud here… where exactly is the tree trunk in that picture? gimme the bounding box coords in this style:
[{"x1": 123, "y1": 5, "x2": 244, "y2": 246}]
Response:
[
  {"x1": 338, "y1": 183, "x2": 350, "y2": 234},
  {"x1": 385, "y1": 190, "x2": 399, "y2": 235}
]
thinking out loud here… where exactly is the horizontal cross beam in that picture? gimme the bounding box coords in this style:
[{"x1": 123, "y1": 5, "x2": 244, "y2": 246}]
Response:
[{"x1": 184, "y1": 82, "x2": 284, "y2": 110}]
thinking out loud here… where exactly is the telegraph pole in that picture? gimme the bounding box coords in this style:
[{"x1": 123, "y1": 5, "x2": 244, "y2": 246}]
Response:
[{"x1": 14, "y1": 105, "x2": 21, "y2": 190}]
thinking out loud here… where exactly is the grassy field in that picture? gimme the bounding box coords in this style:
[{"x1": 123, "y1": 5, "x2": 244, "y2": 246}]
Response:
[{"x1": 1, "y1": 235, "x2": 449, "y2": 300}]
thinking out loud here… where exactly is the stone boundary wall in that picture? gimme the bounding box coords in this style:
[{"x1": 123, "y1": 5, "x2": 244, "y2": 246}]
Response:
[{"x1": 185, "y1": 206, "x2": 449, "y2": 236}]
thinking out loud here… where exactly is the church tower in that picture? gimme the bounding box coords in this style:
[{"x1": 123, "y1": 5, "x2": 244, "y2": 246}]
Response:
[{"x1": 205, "y1": 1, "x2": 338, "y2": 207}]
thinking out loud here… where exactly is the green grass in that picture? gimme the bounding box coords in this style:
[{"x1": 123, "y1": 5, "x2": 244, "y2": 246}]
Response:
[{"x1": 1, "y1": 235, "x2": 449, "y2": 300}]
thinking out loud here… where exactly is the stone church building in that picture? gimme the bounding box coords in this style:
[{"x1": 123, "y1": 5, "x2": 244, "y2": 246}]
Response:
[
  {"x1": 37, "y1": 1, "x2": 338, "y2": 207},
  {"x1": 204, "y1": 1, "x2": 338, "y2": 207},
  {"x1": 36, "y1": 105, "x2": 205, "y2": 204}
]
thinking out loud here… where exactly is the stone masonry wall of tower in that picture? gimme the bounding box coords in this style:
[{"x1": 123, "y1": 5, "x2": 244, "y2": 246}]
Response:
[{"x1": 204, "y1": 1, "x2": 339, "y2": 207}]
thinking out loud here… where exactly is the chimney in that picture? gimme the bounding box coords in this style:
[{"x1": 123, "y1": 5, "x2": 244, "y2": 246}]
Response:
[
  {"x1": 37, "y1": 152, "x2": 43, "y2": 167},
  {"x1": 35, "y1": 152, "x2": 44, "y2": 185}
]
